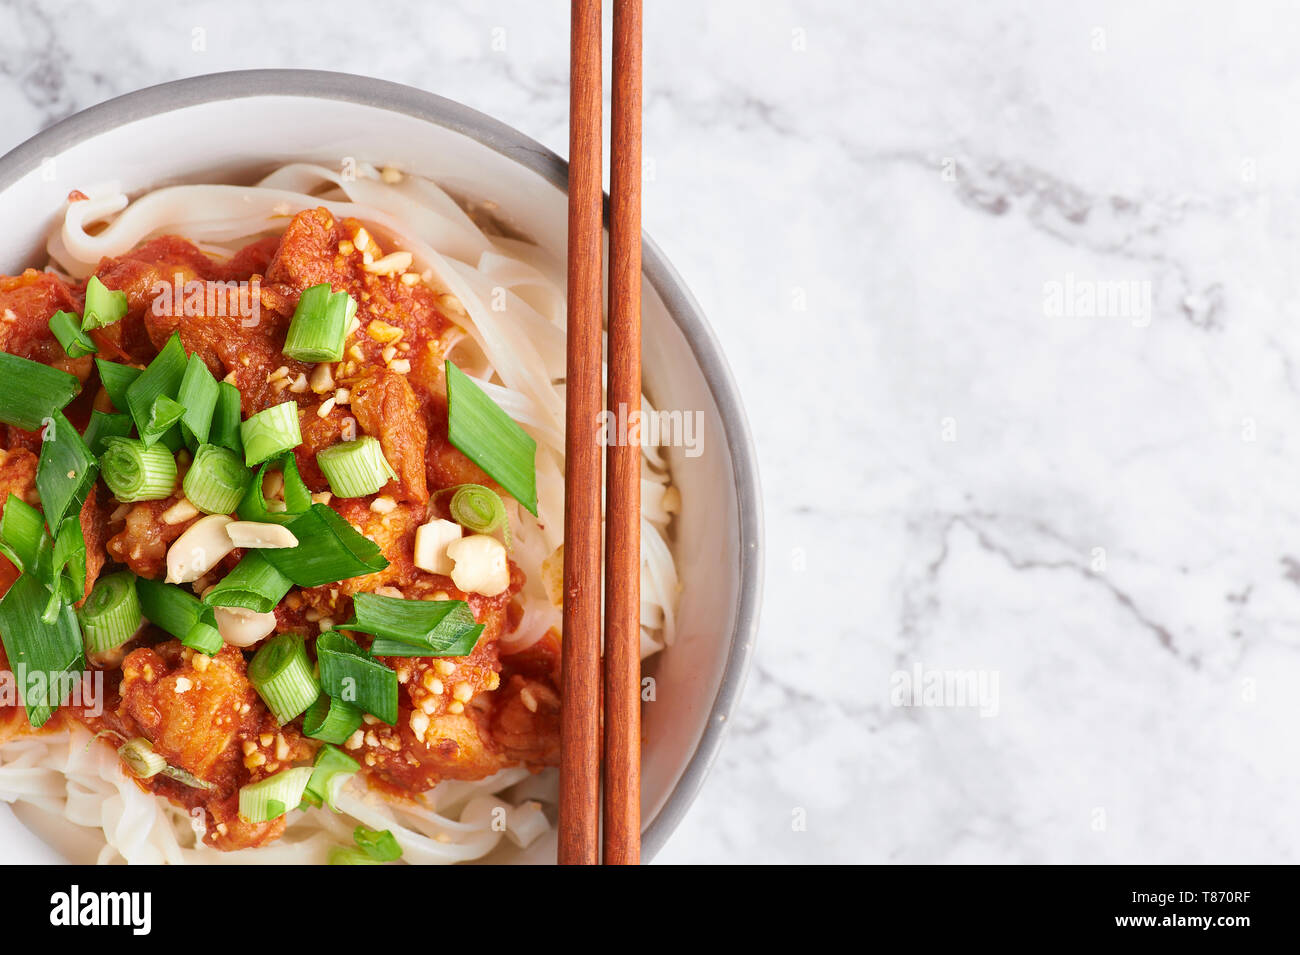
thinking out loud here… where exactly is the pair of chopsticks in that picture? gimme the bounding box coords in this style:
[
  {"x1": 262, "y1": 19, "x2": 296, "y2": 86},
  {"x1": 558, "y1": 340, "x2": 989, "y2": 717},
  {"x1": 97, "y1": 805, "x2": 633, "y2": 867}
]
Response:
[{"x1": 559, "y1": 0, "x2": 642, "y2": 865}]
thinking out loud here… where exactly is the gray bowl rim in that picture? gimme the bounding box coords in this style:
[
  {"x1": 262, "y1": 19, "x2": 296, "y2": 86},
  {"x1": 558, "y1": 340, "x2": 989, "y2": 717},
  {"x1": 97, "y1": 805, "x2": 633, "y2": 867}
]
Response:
[{"x1": 0, "y1": 68, "x2": 763, "y2": 863}]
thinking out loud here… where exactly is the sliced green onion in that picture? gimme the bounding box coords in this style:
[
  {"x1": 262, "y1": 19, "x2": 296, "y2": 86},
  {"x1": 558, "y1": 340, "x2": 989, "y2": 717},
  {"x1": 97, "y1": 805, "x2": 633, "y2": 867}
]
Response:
[
  {"x1": 316, "y1": 436, "x2": 397, "y2": 498},
  {"x1": 236, "y1": 452, "x2": 311, "y2": 525},
  {"x1": 0, "y1": 573, "x2": 84, "y2": 728},
  {"x1": 27, "y1": 532, "x2": 55, "y2": 586},
  {"x1": 316, "y1": 630, "x2": 398, "y2": 726},
  {"x1": 303, "y1": 693, "x2": 363, "y2": 745},
  {"x1": 181, "y1": 608, "x2": 223, "y2": 656},
  {"x1": 1, "y1": 493, "x2": 44, "y2": 572},
  {"x1": 353, "y1": 825, "x2": 402, "y2": 862},
  {"x1": 283, "y1": 283, "x2": 355, "y2": 363},
  {"x1": 448, "y1": 483, "x2": 510, "y2": 546},
  {"x1": 183, "y1": 444, "x2": 250, "y2": 515},
  {"x1": 363, "y1": 629, "x2": 485, "y2": 659},
  {"x1": 82, "y1": 276, "x2": 128, "y2": 330},
  {"x1": 27, "y1": 524, "x2": 70, "y2": 626},
  {"x1": 303, "y1": 742, "x2": 359, "y2": 811},
  {"x1": 99, "y1": 437, "x2": 176, "y2": 502},
  {"x1": 0, "y1": 538, "x2": 24, "y2": 575},
  {"x1": 445, "y1": 360, "x2": 537, "y2": 516},
  {"x1": 135, "y1": 577, "x2": 204, "y2": 639},
  {"x1": 240, "y1": 401, "x2": 301, "y2": 466},
  {"x1": 176, "y1": 353, "x2": 218, "y2": 448},
  {"x1": 326, "y1": 826, "x2": 402, "y2": 864},
  {"x1": 208, "y1": 381, "x2": 243, "y2": 454},
  {"x1": 248, "y1": 633, "x2": 318, "y2": 723},
  {"x1": 40, "y1": 576, "x2": 73, "y2": 626},
  {"x1": 200, "y1": 550, "x2": 293, "y2": 613},
  {"x1": 140, "y1": 394, "x2": 186, "y2": 446},
  {"x1": 83, "y1": 410, "x2": 133, "y2": 457},
  {"x1": 49, "y1": 309, "x2": 97, "y2": 358},
  {"x1": 238, "y1": 766, "x2": 313, "y2": 823},
  {"x1": 36, "y1": 411, "x2": 98, "y2": 532},
  {"x1": 329, "y1": 846, "x2": 383, "y2": 864},
  {"x1": 50, "y1": 513, "x2": 88, "y2": 608},
  {"x1": 78, "y1": 571, "x2": 142, "y2": 654},
  {"x1": 0, "y1": 353, "x2": 81, "y2": 431},
  {"x1": 118, "y1": 736, "x2": 213, "y2": 789},
  {"x1": 344, "y1": 592, "x2": 483, "y2": 658},
  {"x1": 161, "y1": 765, "x2": 215, "y2": 790},
  {"x1": 261, "y1": 504, "x2": 388, "y2": 587},
  {"x1": 283, "y1": 472, "x2": 312, "y2": 515},
  {"x1": 118, "y1": 737, "x2": 166, "y2": 779},
  {"x1": 157, "y1": 424, "x2": 185, "y2": 454},
  {"x1": 94, "y1": 358, "x2": 141, "y2": 413},
  {"x1": 125, "y1": 332, "x2": 187, "y2": 447}
]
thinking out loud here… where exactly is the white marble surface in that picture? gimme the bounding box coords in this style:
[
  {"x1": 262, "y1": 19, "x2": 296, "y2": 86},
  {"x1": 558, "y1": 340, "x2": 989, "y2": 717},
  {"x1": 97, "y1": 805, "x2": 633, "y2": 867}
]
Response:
[{"x1": 5, "y1": 0, "x2": 1300, "y2": 864}]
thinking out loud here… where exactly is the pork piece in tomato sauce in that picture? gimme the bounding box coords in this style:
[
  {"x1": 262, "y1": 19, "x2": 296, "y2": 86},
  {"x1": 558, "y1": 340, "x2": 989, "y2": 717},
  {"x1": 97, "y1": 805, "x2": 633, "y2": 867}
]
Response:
[
  {"x1": 0, "y1": 269, "x2": 91, "y2": 378},
  {"x1": 92, "y1": 234, "x2": 279, "y2": 367},
  {"x1": 114, "y1": 641, "x2": 315, "y2": 849},
  {"x1": 0, "y1": 208, "x2": 565, "y2": 851},
  {"x1": 493, "y1": 630, "x2": 564, "y2": 766}
]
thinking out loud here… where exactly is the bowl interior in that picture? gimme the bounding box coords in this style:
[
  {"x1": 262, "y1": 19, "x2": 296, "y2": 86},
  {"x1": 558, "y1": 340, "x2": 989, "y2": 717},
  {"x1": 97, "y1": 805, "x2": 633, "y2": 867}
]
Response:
[{"x1": 0, "y1": 81, "x2": 754, "y2": 863}]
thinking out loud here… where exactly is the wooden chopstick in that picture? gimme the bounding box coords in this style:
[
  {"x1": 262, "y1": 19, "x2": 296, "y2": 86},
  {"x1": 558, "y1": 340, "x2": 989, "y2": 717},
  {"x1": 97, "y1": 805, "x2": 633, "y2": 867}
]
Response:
[
  {"x1": 602, "y1": 0, "x2": 643, "y2": 866},
  {"x1": 558, "y1": 0, "x2": 604, "y2": 866},
  {"x1": 560, "y1": 0, "x2": 643, "y2": 866}
]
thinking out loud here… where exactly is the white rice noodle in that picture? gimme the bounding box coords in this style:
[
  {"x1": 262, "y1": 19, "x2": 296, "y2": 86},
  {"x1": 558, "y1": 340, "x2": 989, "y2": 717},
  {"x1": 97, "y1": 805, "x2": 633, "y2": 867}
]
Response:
[
  {"x1": 256, "y1": 163, "x2": 493, "y2": 266},
  {"x1": 500, "y1": 596, "x2": 563, "y2": 655},
  {"x1": 440, "y1": 326, "x2": 493, "y2": 380},
  {"x1": 475, "y1": 378, "x2": 564, "y2": 452},
  {"x1": 482, "y1": 237, "x2": 567, "y2": 327},
  {"x1": 641, "y1": 518, "x2": 679, "y2": 647},
  {"x1": 448, "y1": 259, "x2": 567, "y2": 381},
  {"x1": 0, "y1": 730, "x2": 549, "y2": 866},
  {"x1": 642, "y1": 477, "x2": 673, "y2": 526}
]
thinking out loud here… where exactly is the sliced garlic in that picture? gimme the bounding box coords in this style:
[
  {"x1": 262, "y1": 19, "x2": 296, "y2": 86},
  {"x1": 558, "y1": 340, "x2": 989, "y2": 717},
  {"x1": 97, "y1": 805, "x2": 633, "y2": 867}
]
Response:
[
  {"x1": 445, "y1": 534, "x2": 509, "y2": 597},
  {"x1": 413, "y1": 518, "x2": 462, "y2": 575},
  {"x1": 225, "y1": 521, "x2": 299, "y2": 549},
  {"x1": 214, "y1": 606, "x2": 277, "y2": 648},
  {"x1": 165, "y1": 514, "x2": 235, "y2": 584}
]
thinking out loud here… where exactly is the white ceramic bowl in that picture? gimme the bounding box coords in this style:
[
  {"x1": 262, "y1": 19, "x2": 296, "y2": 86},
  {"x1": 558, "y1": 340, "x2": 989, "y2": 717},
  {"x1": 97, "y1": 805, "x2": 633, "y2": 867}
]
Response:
[{"x1": 0, "y1": 70, "x2": 762, "y2": 863}]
